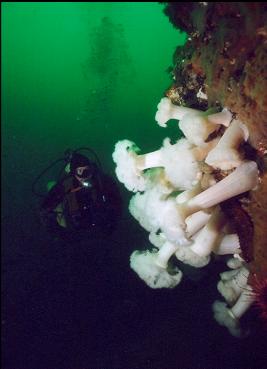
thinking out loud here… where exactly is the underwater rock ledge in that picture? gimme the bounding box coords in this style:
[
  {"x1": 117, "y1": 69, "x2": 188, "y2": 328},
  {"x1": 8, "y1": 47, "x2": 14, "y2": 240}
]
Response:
[{"x1": 162, "y1": 2, "x2": 267, "y2": 321}]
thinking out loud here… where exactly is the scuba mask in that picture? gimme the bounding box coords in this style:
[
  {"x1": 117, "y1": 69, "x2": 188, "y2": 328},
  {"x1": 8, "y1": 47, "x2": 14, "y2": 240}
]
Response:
[
  {"x1": 76, "y1": 167, "x2": 92, "y2": 178},
  {"x1": 75, "y1": 166, "x2": 94, "y2": 188}
]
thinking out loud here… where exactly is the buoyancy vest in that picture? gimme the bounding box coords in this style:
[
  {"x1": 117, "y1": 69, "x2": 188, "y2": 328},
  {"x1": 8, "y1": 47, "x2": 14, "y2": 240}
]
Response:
[
  {"x1": 62, "y1": 177, "x2": 80, "y2": 214},
  {"x1": 61, "y1": 176, "x2": 100, "y2": 230}
]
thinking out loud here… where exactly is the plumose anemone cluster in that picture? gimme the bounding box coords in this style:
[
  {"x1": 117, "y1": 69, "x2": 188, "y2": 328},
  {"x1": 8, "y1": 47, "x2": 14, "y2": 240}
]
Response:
[{"x1": 113, "y1": 97, "x2": 261, "y2": 337}]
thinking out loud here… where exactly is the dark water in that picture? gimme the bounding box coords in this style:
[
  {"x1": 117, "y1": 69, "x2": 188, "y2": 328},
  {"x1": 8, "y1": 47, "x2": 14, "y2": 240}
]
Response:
[{"x1": 2, "y1": 3, "x2": 267, "y2": 369}]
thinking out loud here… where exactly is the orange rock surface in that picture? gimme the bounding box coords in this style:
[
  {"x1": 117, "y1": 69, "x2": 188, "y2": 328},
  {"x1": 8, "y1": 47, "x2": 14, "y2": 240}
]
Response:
[{"x1": 163, "y1": 2, "x2": 267, "y2": 281}]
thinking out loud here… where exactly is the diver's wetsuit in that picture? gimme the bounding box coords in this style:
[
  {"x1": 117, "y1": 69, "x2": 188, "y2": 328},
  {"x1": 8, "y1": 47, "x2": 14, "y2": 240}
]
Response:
[{"x1": 41, "y1": 174, "x2": 122, "y2": 237}]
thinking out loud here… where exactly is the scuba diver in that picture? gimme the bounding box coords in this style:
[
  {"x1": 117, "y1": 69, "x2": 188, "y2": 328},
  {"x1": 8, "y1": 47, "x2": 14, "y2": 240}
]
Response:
[{"x1": 33, "y1": 148, "x2": 122, "y2": 239}]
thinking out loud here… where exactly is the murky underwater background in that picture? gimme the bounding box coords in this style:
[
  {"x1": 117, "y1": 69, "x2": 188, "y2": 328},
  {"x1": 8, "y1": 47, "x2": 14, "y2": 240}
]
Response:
[{"x1": 2, "y1": 2, "x2": 266, "y2": 369}]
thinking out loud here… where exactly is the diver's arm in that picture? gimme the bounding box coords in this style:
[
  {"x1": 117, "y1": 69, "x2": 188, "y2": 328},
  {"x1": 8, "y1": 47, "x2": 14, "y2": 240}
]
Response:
[
  {"x1": 101, "y1": 174, "x2": 123, "y2": 216},
  {"x1": 41, "y1": 182, "x2": 65, "y2": 212}
]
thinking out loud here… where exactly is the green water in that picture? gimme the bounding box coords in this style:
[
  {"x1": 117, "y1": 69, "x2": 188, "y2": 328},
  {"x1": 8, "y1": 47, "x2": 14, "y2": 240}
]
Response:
[
  {"x1": 2, "y1": 1, "x2": 186, "y2": 216},
  {"x1": 3, "y1": 5, "x2": 267, "y2": 368}
]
